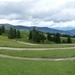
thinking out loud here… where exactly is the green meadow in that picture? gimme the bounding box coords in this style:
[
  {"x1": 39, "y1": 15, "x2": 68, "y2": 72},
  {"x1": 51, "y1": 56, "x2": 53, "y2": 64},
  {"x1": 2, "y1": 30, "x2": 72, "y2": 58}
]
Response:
[
  {"x1": 0, "y1": 57, "x2": 75, "y2": 75},
  {"x1": 0, "y1": 35, "x2": 75, "y2": 48},
  {"x1": 0, "y1": 32, "x2": 75, "y2": 75},
  {"x1": 0, "y1": 49, "x2": 75, "y2": 58}
]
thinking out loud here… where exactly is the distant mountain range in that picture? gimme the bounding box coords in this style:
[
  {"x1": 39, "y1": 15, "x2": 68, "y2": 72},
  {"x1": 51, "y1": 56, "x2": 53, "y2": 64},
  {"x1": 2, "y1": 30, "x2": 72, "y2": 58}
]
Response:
[
  {"x1": 0, "y1": 24, "x2": 75, "y2": 36},
  {"x1": 52, "y1": 26, "x2": 75, "y2": 31}
]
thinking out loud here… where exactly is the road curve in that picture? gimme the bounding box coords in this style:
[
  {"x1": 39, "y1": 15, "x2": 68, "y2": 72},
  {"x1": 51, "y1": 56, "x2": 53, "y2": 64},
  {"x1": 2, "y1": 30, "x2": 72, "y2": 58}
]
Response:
[
  {"x1": 0, "y1": 54, "x2": 75, "y2": 61},
  {"x1": 0, "y1": 47, "x2": 75, "y2": 50}
]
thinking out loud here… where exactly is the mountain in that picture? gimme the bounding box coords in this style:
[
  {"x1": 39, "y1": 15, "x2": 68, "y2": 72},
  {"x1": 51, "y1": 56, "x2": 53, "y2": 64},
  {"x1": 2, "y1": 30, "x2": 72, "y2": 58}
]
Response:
[
  {"x1": 53, "y1": 26, "x2": 75, "y2": 31},
  {"x1": 0, "y1": 24, "x2": 13, "y2": 29},
  {"x1": 13, "y1": 25, "x2": 33, "y2": 31},
  {"x1": 66, "y1": 29, "x2": 75, "y2": 35},
  {"x1": 13, "y1": 25, "x2": 73, "y2": 35},
  {"x1": 0, "y1": 24, "x2": 74, "y2": 36}
]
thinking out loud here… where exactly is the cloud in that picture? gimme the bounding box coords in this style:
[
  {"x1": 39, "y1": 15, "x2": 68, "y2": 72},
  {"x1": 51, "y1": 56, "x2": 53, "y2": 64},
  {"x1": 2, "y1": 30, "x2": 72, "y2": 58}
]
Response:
[
  {"x1": 0, "y1": 0, "x2": 21, "y2": 2},
  {"x1": 31, "y1": 0, "x2": 75, "y2": 22},
  {"x1": 0, "y1": 0, "x2": 75, "y2": 29}
]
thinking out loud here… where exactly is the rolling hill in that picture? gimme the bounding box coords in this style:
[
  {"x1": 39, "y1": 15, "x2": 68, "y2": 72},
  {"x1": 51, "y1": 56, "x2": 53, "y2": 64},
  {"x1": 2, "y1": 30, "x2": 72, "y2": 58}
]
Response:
[
  {"x1": 0, "y1": 24, "x2": 75, "y2": 36},
  {"x1": 12, "y1": 25, "x2": 72, "y2": 35},
  {"x1": 66, "y1": 29, "x2": 75, "y2": 35},
  {"x1": 14, "y1": 25, "x2": 72, "y2": 35}
]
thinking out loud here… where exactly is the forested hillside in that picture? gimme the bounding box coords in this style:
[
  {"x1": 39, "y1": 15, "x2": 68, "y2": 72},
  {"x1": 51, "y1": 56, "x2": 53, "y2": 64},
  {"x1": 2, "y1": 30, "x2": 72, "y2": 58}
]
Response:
[{"x1": 0, "y1": 25, "x2": 73, "y2": 44}]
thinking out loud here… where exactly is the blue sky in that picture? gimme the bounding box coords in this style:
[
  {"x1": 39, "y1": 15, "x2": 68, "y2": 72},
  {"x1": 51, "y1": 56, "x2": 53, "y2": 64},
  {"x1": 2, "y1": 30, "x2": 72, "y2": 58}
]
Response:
[{"x1": 0, "y1": 0, "x2": 75, "y2": 30}]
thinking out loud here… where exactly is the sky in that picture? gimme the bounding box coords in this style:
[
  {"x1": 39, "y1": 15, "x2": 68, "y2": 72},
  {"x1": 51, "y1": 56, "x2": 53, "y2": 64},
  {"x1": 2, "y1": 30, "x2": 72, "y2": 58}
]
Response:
[{"x1": 0, "y1": 0, "x2": 75, "y2": 30}]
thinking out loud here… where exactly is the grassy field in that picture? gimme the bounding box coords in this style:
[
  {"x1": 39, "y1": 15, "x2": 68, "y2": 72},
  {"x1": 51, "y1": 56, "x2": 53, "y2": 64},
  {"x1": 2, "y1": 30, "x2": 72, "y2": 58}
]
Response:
[
  {"x1": 61, "y1": 37, "x2": 75, "y2": 43},
  {"x1": 0, "y1": 36, "x2": 27, "y2": 47},
  {"x1": 0, "y1": 49, "x2": 75, "y2": 58},
  {"x1": 0, "y1": 33, "x2": 75, "y2": 75},
  {"x1": 0, "y1": 35, "x2": 75, "y2": 48},
  {"x1": 19, "y1": 31, "x2": 29, "y2": 42},
  {"x1": 1, "y1": 31, "x2": 75, "y2": 48},
  {"x1": 20, "y1": 31, "x2": 75, "y2": 43},
  {"x1": 0, "y1": 57, "x2": 75, "y2": 75}
]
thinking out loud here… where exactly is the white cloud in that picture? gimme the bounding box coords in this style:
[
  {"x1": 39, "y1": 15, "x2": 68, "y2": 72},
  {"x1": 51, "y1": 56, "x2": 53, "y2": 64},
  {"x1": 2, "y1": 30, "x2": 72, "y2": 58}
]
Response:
[
  {"x1": 51, "y1": 20, "x2": 75, "y2": 28},
  {"x1": 0, "y1": 0, "x2": 21, "y2": 2},
  {"x1": 0, "y1": 0, "x2": 75, "y2": 30},
  {"x1": 0, "y1": 19, "x2": 20, "y2": 25}
]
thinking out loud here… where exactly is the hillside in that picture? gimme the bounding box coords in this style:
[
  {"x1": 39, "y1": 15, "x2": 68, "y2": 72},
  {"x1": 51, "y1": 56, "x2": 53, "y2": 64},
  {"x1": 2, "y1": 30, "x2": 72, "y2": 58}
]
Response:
[
  {"x1": 13, "y1": 25, "x2": 72, "y2": 35},
  {"x1": 66, "y1": 29, "x2": 75, "y2": 35},
  {"x1": 0, "y1": 24, "x2": 13, "y2": 29},
  {"x1": 0, "y1": 24, "x2": 74, "y2": 36}
]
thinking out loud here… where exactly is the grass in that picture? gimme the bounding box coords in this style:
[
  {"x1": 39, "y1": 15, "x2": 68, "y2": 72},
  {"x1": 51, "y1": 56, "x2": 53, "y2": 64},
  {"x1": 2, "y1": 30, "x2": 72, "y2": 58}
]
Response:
[
  {"x1": 0, "y1": 36, "x2": 28, "y2": 47},
  {"x1": 20, "y1": 31, "x2": 75, "y2": 43},
  {"x1": 0, "y1": 57, "x2": 75, "y2": 75},
  {"x1": 0, "y1": 31, "x2": 75, "y2": 75},
  {"x1": 61, "y1": 37, "x2": 75, "y2": 43},
  {"x1": 71, "y1": 38, "x2": 75, "y2": 43},
  {"x1": 0, "y1": 49, "x2": 75, "y2": 58},
  {"x1": 0, "y1": 35, "x2": 75, "y2": 48},
  {"x1": 18, "y1": 31, "x2": 30, "y2": 42},
  {"x1": 1, "y1": 33, "x2": 75, "y2": 48}
]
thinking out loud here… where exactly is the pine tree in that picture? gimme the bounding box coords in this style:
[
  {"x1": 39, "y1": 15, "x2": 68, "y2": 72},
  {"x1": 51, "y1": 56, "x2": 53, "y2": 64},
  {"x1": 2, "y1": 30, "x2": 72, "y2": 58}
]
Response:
[
  {"x1": 36, "y1": 31, "x2": 41, "y2": 43},
  {"x1": 52, "y1": 33, "x2": 61, "y2": 43},
  {"x1": 8, "y1": 27, "x2": 14, "y2": 39},
  {"x1": 55, "y1": 33, "x2": 61, "y2": 43},
  {"x1": 52, "y1": 34, "x2": 56, "y2": 42},
  {"x1": 0, "y1": 27, "x2": 2, "y2": 35},
  {"x1": 14, "y1": 29, "x2": 17, "y2": 38},
  {"x1": 16, "y1": 30, "x2": 20, "y2": 39},
  {"x1": 8, "y1": 28, "x2": 20, "y2": 39},
  {"x1": 37, "y1": 37, "x2": 41, "y2": 43},
  {"x1": 29, "y1": 31, "x2": 32, "y2": 40},
  {"x1": 40, "y1": 33, "x2": 46, "y2": 43},
  {"x1": 62, "y1": 40, "x2": 66, "y2": 43},
  {"x1": 1, "y1": 25, "x2": 5, "y2": 33},
  {"x1": 28, "y1": 27, "x2": 46, "y2": 43},
  {"x1": 47, "y1": 33, "x2": 52, "y2": 41},
  {"x1": 67, "y1": 36, "x2": 72, "y2": 43},
  {"x1": 32, "y1": 27, "x2": 37, "y2": 41}
]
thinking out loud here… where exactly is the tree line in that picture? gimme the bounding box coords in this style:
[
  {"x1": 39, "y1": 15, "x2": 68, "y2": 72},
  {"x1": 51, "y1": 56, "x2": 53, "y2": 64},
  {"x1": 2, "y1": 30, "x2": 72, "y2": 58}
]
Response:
[
  {"x1": 0, "y1": 25, "x2": 21, "y2": 39},
  {"x1": 29, "y1": 27, "x2": 46, "y2": 43},
  {"x1": 47, "y1": 33, "x2": 72, "y2": 43},
  {"x1": 8, "y1": 27, "x2": 20, "y2": 39},
  {"x1": 0, "y1": 25, "x2": 5, "y2": 35},
  {"x1": 29, "y1": 27, "x2": 72, "y2": 43},
  {"x1": 0, "y1": 25, "x2": 72, "y2": 43}
]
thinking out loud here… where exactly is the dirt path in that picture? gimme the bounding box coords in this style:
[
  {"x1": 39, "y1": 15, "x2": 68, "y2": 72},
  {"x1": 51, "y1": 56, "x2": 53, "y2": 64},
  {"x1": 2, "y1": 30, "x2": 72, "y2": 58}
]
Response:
[
  {"x1": 0, "y1": 47, "x2": 75, "y2": 50},
  {"x1": 17, "y1": 41, "x2": 38, "y2": 45},
  {"x1": 17, "y1": 41, "x2": 75, "y2": 46},
  {"x1": 0, "y1": 46, "x2": 75, "y2": 61},
  {"x1": 0, "y1": 54, "x2": 75, "y2": 61}
]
